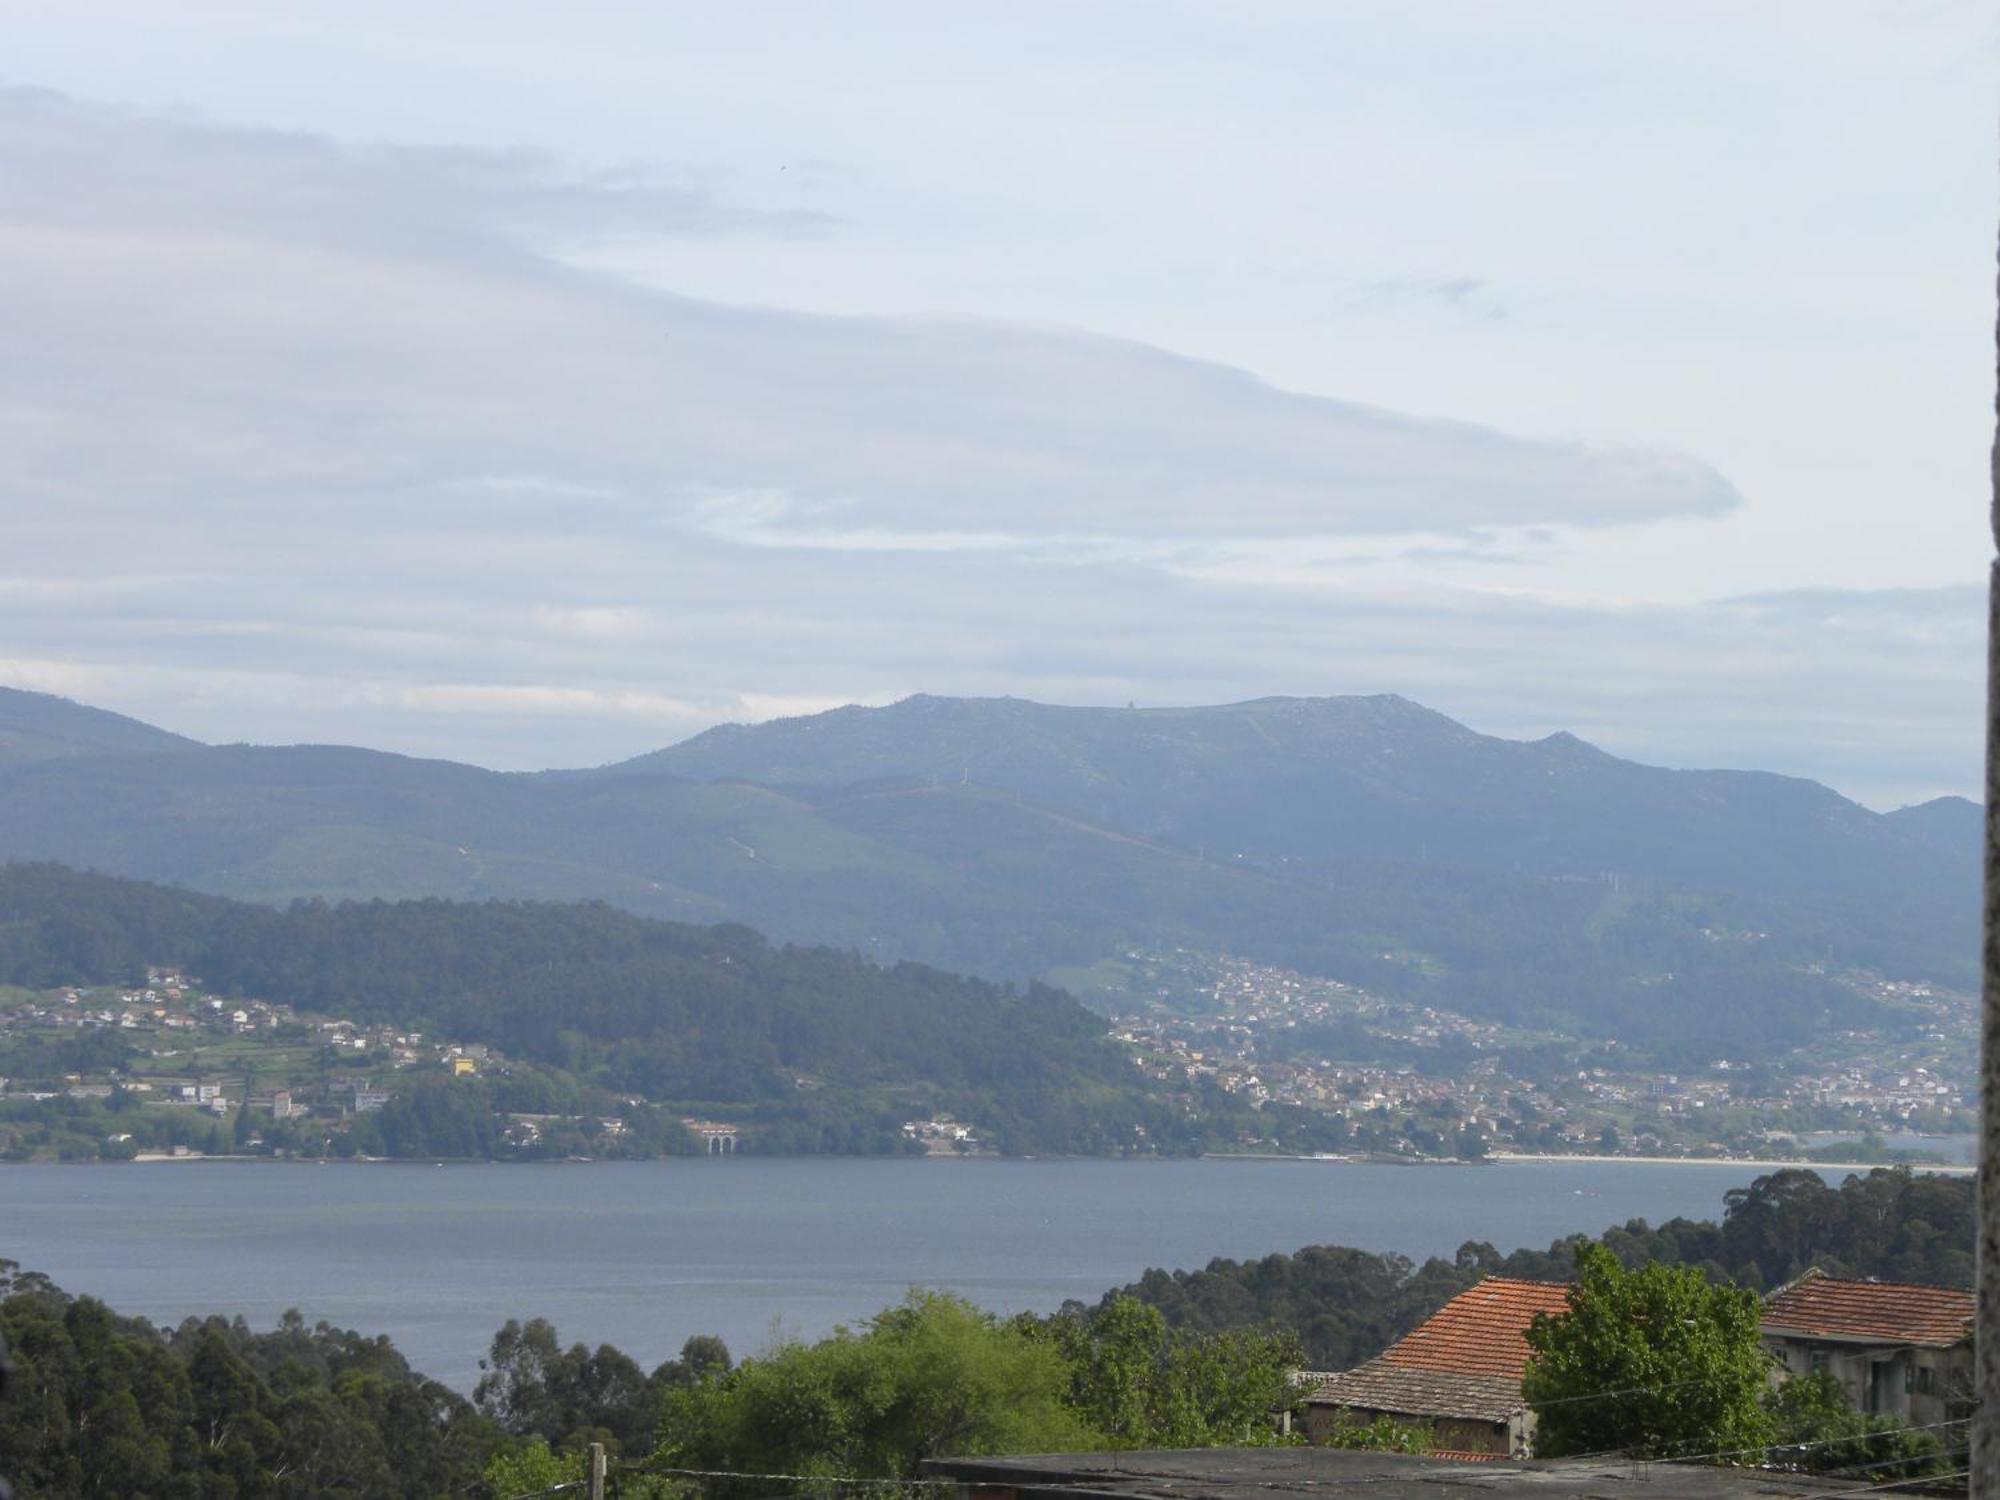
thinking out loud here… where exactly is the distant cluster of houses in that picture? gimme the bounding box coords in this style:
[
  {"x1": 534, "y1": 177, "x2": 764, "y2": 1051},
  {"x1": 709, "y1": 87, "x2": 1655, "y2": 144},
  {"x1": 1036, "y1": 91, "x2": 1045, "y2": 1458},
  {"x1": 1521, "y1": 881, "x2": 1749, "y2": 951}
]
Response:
[
  {"x1": 902, "y1": 1117, "x2": 982, "y2": 1152},
  {"x1": 1301, "y1": 1271, "x2": 1974, "y2": 1458}
]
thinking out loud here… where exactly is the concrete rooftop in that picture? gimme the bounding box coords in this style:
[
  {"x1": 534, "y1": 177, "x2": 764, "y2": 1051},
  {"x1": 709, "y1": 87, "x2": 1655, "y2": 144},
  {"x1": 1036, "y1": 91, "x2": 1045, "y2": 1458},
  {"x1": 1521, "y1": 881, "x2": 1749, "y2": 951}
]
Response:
[{"x1": 922, "y1": 1447, "x2": 1866, "y2": 1499}]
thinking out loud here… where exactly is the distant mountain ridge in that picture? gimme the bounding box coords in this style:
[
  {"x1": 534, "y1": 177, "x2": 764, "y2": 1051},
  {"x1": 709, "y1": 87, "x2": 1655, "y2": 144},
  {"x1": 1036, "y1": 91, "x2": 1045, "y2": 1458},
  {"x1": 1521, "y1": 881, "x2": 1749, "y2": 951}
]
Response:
[
  {"x1": 1882, "y1": 793, "x2": 1981, "y2": 856},
  {"x1": 0, "y1": 686, "x2": 1976, "y2": 1061},
  {"x1": 619, "y1": 693, "x2": 1971, "y2": 908},
  {"x1": 0, "y1": 685, "x2": 199, "y2": 762}
]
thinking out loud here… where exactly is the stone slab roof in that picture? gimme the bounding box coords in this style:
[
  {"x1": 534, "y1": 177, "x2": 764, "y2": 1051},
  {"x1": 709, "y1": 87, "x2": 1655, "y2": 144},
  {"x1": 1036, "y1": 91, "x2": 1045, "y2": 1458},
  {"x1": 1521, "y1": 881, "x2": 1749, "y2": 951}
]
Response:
[
  {"x1": 1309, "y1": 1359, "x2": 1526, "y2": 1423},
  {"x1": 1760, "y1": 1268, "x2": 1973, "y2": 1348}
]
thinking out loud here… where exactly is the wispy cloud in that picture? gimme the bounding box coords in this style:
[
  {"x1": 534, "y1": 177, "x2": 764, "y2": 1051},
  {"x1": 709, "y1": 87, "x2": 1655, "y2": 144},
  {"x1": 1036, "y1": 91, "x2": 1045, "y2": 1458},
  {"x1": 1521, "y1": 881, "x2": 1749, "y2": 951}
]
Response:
[{"x1": 1341, "y1": 274, "x2": 1512, "y2": 322}]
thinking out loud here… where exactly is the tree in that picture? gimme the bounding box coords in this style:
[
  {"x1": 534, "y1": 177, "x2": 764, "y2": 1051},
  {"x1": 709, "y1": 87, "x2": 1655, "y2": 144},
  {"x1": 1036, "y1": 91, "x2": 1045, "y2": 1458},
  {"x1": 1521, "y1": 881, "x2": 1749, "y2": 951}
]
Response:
[
  {"x1": 475, "y1": 1317, "x2": 657, "y2": 1456},
  {"x1": 1023, "y1": 1296, "x2": 1300, "y2": 1449},
  {"x1": 0, "y1": 1264, "x2": 509, "y2": 1497},
  {"x1": 1523, "y1": 1242, "x2": 1773, "y2": 1459},
  {"x1": 660, "y1": 1291, "x2": 1091, "y2": 1478},
  {"x1": 652, "y1": 1334, "x2": 733, "y2": 1390},
  {"x1": 483, "y1": 1438, "x2": 585, "y2": 1497}
]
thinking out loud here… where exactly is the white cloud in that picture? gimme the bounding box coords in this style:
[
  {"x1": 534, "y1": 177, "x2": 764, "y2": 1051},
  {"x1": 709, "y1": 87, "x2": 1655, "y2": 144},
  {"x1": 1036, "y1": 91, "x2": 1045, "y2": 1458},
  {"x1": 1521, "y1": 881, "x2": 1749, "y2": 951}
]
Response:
[{"x1": 0, "y1": 87, "x2": 1738, "y2": 549}]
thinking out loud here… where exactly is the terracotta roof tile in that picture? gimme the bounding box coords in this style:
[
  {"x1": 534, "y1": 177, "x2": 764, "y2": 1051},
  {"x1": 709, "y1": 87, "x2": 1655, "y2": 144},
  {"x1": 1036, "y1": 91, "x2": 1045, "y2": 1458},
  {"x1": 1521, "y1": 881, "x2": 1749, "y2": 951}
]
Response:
[
  {"x1": 1760, "y1": 1270, "x2": 1972, "y2": 1348},
  {"x1": 1309, "y1": 1360, "x2": 1527, "y2": 1423},
  {"x1": 1377, "y1": 1277, "x2": 1573, "y2": 1381}
]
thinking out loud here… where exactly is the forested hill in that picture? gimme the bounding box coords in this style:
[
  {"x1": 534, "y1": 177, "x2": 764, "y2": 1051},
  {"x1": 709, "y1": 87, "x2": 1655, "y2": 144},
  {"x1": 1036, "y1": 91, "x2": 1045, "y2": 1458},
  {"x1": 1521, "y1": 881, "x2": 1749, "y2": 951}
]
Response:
[{"x1": 0, "y1": 863, "x2": 1251, "y2": 1155}]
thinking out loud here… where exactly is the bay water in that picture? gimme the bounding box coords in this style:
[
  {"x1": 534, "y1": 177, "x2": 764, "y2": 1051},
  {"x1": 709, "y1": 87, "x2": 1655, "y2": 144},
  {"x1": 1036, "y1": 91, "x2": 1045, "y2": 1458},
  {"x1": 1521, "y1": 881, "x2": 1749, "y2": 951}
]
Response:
[{"x1": 0, "y1": 1156, "x2": 1844, "y2": 1389}]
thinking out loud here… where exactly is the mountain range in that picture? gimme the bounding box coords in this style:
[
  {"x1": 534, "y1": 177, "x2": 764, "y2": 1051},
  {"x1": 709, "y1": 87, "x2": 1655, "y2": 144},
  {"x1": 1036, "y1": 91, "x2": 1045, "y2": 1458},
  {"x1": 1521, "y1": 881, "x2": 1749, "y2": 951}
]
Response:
[{"x1": 0, "y1": 685, "x2": 1976, "y2": 1060}]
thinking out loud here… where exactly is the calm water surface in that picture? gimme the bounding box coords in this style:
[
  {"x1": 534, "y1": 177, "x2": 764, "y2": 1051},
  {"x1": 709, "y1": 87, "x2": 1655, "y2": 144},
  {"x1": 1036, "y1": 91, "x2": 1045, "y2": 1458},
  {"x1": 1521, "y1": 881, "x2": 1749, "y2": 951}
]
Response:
[{"x1": 2, "y1": 1157, "x2": 1790, "y2": 1388}]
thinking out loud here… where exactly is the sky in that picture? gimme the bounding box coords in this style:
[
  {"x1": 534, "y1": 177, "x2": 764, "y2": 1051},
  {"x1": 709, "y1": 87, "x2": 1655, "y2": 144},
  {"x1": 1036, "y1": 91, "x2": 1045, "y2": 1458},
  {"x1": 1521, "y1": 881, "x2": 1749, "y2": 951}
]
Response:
[{"x1": 2, "y1": 2, "x2": 1995, "y2": 807}]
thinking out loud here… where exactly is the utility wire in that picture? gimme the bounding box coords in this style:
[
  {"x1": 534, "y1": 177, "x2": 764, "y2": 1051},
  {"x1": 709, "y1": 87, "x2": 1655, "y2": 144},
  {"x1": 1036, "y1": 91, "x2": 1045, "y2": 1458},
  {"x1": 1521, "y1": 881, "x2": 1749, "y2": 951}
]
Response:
[
  {"x1": 1789, "y1": 1467, "x2": 1968, "y2": 1499},
  {"x1": 1521, "y1": 1372, "x2": 1733, "y2": 1410},
  {"x1": 1802, "y1": 1443, "x2": 1969, "y2": 1482},
  {"x1": 1652, "y1": 1415, "x2": 1970, "y2": 1468},
  {"x1": 618, "y1": 1464, "x2": 948, "y2": 1489}
]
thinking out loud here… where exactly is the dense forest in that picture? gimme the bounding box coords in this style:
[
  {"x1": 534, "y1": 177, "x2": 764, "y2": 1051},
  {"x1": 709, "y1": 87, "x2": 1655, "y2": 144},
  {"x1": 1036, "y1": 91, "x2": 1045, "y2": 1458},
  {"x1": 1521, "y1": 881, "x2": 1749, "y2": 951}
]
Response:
[
  {"x1": 0, "y1": 1257, "x2": 740, "y2": 1499},
  {"x1": 0, "y1": 864, "x2": 1351, "y2": 1156},
  {"x1": 0, "y1": 1265, "x2": 1293, "y2": 1498},
  {"x1": 1106, "y1": 1167, "x2": 1974, "y2": 1370},
  {"x1": 0, "y1": 1260, "x2": 507, "y2": 1497}
]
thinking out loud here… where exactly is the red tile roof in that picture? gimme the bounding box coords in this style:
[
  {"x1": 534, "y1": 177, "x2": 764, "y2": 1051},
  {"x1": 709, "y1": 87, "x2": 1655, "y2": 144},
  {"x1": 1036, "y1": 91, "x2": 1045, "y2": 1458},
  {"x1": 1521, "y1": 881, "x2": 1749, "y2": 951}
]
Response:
[
  {"x1": 1760, "y1": 1270, "x2": 1973, "y2": 1348},
  {"x1": 1377, "y1": 1277, "x2": 1573, "y2": 1381}
]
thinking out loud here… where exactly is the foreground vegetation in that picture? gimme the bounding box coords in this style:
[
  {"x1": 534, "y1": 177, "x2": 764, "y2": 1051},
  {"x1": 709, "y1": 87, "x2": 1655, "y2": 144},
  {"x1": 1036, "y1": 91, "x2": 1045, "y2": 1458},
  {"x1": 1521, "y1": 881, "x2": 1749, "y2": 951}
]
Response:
[{"x1": 0, "y1": 1265, "x2": 1294, "y2": 1499}]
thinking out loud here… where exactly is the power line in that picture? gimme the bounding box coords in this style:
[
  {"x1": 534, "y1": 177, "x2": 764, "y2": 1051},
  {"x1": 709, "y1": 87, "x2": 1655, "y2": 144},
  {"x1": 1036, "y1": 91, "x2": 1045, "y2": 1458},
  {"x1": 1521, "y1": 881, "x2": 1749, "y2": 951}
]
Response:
[
  {"x1": 1641, "y1": 1417, "x2": 1971, "y2": 1470},
  {"x1": 1789, "y1": 1468, "x2": 1968, "y2": 1499},
  {"x1": 618, "y1": 1464, "x2": 948, "y2": 1490},
  {"x1": 1808, "y1": 1442, "x2": 1969, "y2": 1482},
  {"x1": 1520, "y1": 1376, "x2": 1728, "y2": 1408}
]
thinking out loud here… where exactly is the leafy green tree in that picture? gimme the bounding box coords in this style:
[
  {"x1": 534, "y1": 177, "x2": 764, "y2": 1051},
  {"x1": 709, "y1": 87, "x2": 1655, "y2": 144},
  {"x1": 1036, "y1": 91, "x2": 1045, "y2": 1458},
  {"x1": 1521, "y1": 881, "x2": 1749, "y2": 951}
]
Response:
[
  {"x1": 1523, "y1": 1242, "x2": 1774, "y2": 1459},
  {"x1": 483, "y1": 1437, "x2": 586, "y2": 1497},
  {"x1": 660, "y1": 1291, "x2": 1092, "y2": 1478},
  {"x1": 475, "y1": 1317, "x2": 657, "y2": 1456},
  {"x1": 1024, "y1": 1296, "x2": 1299, "y2": 1448},
  {"x1": 651, "y1": 1334, "x2": 733, "y2": 1390}
]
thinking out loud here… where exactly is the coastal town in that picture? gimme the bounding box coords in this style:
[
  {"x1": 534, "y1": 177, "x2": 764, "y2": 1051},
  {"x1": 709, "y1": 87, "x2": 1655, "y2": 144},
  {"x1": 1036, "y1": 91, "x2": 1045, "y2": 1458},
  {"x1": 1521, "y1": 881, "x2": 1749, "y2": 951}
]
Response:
[
  {"x1": 0, "y1": 967, "x2": 997, "y2": 1162},
  {"x1": 0, "y1": 951, "x2": 1973, "y2": 1168},
  {"x1": 1101, "y1": 951, "x2": 1974, "y2": 1165},
  {"x1": 0, "y1": 968, "x2": 681, "y2": 1162}
]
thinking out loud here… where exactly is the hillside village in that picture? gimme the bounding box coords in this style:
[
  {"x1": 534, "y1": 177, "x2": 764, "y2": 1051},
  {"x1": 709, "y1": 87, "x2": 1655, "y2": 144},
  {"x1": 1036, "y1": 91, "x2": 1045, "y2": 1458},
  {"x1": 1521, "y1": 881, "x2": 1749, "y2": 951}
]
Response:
[
  {"x1": 1105, "y1": 952, "x2": 1973, "y2": 1165},
  {"x1": 0, "y1": 945, "x2": 1974, "y2": 1167},
  {"x1": 0, "y1": 968, "x2": 704, "y2": 1161}
]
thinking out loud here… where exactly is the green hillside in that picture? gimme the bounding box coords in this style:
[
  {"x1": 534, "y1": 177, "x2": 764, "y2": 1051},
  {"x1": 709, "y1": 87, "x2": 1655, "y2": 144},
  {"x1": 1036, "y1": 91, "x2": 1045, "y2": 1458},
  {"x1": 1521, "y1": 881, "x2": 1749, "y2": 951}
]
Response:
[{"x1": 0, "y1": 863, "x2": 1332, "y2": 1155}]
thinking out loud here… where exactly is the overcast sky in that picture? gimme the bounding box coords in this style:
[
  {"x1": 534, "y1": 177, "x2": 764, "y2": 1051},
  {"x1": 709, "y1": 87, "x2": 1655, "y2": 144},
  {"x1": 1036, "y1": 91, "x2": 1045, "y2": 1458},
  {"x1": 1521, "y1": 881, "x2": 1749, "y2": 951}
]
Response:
[{"x1": 3, "y1": 2, "x2": 1994, "y2": 806}]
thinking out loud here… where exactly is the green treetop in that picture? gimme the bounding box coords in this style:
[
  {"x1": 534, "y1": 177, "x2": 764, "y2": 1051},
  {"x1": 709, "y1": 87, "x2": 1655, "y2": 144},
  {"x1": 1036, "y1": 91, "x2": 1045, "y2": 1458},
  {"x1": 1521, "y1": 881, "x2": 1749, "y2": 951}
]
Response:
[{"x1": 1523, "y1": 1242, "x2": 1773, "y2": 1459}]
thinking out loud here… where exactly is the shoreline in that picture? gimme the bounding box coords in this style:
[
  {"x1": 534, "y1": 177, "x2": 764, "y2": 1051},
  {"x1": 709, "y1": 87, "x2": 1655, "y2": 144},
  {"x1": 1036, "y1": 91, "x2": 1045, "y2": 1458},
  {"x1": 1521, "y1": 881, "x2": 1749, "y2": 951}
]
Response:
[
  {"x1": 1488, "y1": 1151, "x2": 1972, "y2": 1175},
  {"x1": 67, "y1": 1150, "x2": 1970, "y2": 1174},
  {"x1": 1199, "y1": 1149, "x2": 1972, "y2": 1175}
]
